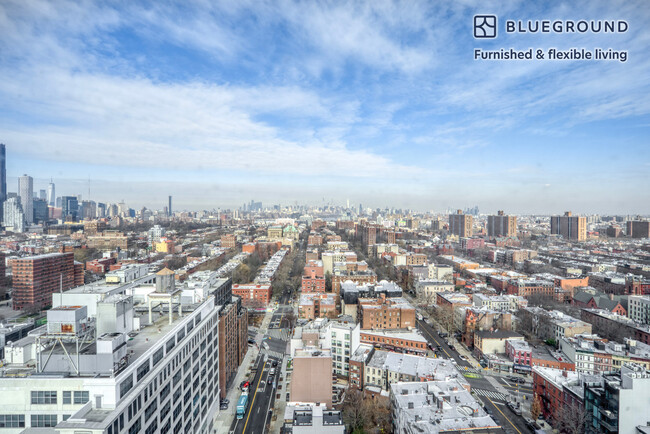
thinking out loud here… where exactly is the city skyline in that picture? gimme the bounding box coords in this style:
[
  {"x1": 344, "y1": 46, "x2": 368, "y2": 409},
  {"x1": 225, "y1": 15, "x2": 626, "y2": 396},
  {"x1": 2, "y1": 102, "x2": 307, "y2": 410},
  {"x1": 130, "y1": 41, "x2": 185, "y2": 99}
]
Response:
[{"x1": 1, "y1": 1, "x2": 649, "y2": 213}]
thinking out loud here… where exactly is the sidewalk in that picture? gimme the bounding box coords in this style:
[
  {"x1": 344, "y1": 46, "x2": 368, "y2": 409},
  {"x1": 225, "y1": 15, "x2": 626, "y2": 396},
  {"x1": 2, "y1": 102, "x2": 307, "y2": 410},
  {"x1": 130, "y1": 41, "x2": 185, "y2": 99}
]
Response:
[
  {"x1": 268, "y1": 353, "x2": 289, "y2": 433},
  {"x1": 212, "y1": 309, "x2": 274, "y2": 433}
]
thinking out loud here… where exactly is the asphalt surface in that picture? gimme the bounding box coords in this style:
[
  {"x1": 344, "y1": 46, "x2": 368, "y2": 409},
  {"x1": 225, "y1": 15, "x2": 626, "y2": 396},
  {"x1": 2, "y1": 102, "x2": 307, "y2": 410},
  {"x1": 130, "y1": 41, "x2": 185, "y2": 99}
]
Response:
[
  {"x1": 229, "y1": 293, "x2": 293, "y2": 434},
  {"x1": 416, "y1": 319, "x2": 534, "y2": 434}
]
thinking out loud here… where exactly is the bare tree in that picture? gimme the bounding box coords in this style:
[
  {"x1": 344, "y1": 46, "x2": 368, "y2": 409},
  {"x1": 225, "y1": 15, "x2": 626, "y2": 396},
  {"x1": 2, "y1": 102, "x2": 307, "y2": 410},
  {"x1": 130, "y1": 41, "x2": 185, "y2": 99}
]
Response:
[
  {"x1": 530, "y1": 394, "x2": 542, "y2": 421},
  {"x1": 342, "y1": 389, "x2": 368, "y2": 432},
  {"x1": 362, "y1": 395, "x2": 392, "y2": 433},
  {"x1": 554, "y1": 402, "x2": 588, "y2": 434}
]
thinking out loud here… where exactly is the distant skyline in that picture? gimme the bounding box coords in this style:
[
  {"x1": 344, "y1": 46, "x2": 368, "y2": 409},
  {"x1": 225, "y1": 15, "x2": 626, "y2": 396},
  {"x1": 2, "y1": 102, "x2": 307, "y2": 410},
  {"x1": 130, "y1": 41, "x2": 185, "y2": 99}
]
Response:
[{"x1": 1, "y1": 1, "x2": 649, "y2": 213}]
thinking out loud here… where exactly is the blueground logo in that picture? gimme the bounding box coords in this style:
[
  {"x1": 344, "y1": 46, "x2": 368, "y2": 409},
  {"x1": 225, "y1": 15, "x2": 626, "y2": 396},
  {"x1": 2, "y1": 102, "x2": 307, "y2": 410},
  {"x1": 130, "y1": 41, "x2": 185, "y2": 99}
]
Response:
[{"x1": 474, "y1": 15, "x2": 497, "y2": 38}]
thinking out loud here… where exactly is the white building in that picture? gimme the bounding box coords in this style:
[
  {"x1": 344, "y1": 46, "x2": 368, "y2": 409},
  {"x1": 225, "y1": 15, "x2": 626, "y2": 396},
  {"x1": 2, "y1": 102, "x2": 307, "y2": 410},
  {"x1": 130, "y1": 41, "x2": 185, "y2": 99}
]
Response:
[
  {"x1": 390, "y1": 380, "x2": 499, "y2": 433},
  {"x1": 18, "y1": 174, "x2": 33, "y2": 225},
  {"x1": 0, "y1": 282, "x2": 221, "y2": 433},
  {"x1": 628, "y1": 295, "x2": 650, "y2": 325},
  {"x1": 2, "y1": 197, "x2": 25, "y2": 233},
  {"x1": 416, "y1": 280, "x2": 454, "y2": 302},
  {"x1": 290, "y1": 318, "x2": 360, "y2": 378}
]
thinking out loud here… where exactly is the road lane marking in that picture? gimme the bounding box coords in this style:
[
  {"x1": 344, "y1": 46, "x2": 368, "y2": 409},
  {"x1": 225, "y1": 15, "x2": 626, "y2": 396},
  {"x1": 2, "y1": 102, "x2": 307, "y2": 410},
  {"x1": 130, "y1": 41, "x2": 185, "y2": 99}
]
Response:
[
  {"x1": 486, "y1": 397, "x2": 522, "y2": 434},
  {"x1": 242, "y1": 361, "x2": 265, "y2": 433}
]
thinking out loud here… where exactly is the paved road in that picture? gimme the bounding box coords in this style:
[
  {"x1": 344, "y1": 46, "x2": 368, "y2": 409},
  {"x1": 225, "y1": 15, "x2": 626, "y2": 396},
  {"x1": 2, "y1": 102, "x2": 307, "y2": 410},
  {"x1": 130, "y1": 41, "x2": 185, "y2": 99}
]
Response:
[
  {"x1": 416, "y1": 319, "x2": 533, "y2": 434},
  {"x1": 229, "y1": 300, "x2": 293, "y2": 434}
]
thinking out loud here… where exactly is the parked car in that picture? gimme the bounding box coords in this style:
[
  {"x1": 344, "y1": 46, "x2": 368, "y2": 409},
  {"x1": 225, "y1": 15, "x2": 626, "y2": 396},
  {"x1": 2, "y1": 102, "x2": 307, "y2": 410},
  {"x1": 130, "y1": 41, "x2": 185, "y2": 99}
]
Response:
[
  {"x1": 507, "y1": 401, "x2": 522, "y2": 416},
  {"x1": 448, "y1": 345, "x2": 456, "y2": 351},
  {"x1": 267, "y1": 375, "x2": 274, "y2": 385},
  {"x1": 271, "y1": 360, "x2": 278, "y2": 367},
  {"x1": 507, "y1": 376, "x2": 519, "y2": 382},
  {"x1": 240, "y1": 380, "x2": 250, "y2": 390}
]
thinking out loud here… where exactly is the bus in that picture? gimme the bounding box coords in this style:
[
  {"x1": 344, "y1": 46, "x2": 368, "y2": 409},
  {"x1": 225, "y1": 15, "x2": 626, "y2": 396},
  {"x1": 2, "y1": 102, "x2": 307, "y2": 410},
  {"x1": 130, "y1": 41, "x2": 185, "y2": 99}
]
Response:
[{"x1": 236, "y1": 392, "x2": 249, "y2": 419}]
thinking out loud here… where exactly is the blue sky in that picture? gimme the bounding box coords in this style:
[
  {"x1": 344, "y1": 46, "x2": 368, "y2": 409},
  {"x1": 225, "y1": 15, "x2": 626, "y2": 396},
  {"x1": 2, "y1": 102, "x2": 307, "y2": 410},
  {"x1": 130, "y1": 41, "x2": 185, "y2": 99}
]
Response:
[{"x1": 1, "y1": 0, "x2": 649, "y2": 213}]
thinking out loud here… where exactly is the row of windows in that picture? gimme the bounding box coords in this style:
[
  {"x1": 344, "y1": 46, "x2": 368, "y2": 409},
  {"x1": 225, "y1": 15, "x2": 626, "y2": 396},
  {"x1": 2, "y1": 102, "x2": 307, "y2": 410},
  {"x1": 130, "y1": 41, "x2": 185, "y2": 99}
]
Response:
[
  {"x1": 62, "y1": 391, "x2": 89, "y2": 405},
  {"x1": 110, "y1": 310, "x2": 217, "y2": 434},
  {"x1": 31, "y1": 391, "x2": 57, "y2": 405}
]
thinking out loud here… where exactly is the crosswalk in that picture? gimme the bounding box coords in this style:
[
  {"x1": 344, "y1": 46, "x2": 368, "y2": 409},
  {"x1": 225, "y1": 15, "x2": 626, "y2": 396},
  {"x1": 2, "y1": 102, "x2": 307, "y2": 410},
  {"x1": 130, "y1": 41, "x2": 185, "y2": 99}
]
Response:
[
  {"x1": 472, "y1": 388, "x2": 509, "y2": 402},
  {"x1": 265, "y1": 349, "x2": 284, "y2": 360},
  {"x1": 457, "y1": 365, "x2": 483, "y2": 374},
  {"x1": 267, "y1": 328, "x2": 291, "y2": 341}
]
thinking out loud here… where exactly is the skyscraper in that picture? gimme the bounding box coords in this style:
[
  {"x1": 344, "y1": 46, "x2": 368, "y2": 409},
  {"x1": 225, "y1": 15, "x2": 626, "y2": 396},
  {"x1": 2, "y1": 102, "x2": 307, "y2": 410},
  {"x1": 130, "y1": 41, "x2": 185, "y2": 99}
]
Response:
[
  {"x1": 0, "y1": 144, "x2": 5, "y2": 222},
  {"x1": 39, "y1": 189, "x2": 46, "y2": 200},
  {"x1": 61, "y1": 195, "x2": 79, "y2": 221},
  {"x1": 47, "y1": 180, "x2": 55, "y2": 206},
  {"x1": 168, "y1": 195, "x2": 172, "y2": 217},
  {"x1": 18, "y1": 174, "x2": 33, "y2": 225}
]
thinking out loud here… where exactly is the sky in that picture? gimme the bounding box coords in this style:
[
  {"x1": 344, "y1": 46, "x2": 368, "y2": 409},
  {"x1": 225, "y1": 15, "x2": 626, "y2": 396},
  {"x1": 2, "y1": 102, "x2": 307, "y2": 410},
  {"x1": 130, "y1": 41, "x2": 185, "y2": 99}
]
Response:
[{"x1": 1, "y1": 0, "x2": 649, "y2": 214}]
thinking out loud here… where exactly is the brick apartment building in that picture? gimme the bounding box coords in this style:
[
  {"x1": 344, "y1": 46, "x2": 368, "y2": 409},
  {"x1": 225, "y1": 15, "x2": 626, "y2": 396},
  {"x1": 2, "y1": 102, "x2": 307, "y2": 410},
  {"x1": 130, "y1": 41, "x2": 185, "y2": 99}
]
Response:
[
  {"x1": 332, "y1": 270, "x2": 377, "y2": 294},
  {"x1": 298, "y1": 293, "x2": 337, "y2": 320},
  {"x1": 627, "y1": 220, "x2": 650, "y2": 238},
  {"x1": 221, "y1": 234, "x2": 236, "y2": 248},
  {"x1": 550, "y1": 211, "x2": 586, "y2": 241},
  {"x1": 12, "y1": 253, "x2": 84, "y2": 310},
  {"x1": 358, "y1": 294, "x2": 415, "y2": 329},
  {"x1": 487, "y1": 211, "x2": 517, "y2": 237},
  {"x1": 218, "y1": 297, "x2": 248, "y2": 399},
  {"x1": 302, "y1": 261, "x2": 325, "y2": 293},
  {"x1": 506, "y1": 278, "x2": 554, "y2": 298},
  {"x1": 232, "y1": 283, "x2": 272, "y2": 307},
  {"x1": 449, "y1": 210, "x2": 473, "y2": 237}
]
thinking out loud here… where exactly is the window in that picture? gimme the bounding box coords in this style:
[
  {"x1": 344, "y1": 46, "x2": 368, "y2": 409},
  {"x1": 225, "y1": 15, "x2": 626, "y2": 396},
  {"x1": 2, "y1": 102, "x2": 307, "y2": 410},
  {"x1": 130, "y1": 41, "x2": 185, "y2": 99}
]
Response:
[
  {"x1": 177, "y1": 329, "x2": 185, "y2": 343},
  {"x1": 166, "y1": 338, "x2": 176, "y2": 353},
  {"x1": 137, "y1": 361, "x2": 151, "y2": 381},
  {"x1": 145, "y1": 399, "x2": 158, "y2": 421},
  {"x1": 74, "y1": 391, "x2": 90, "y2": 404},
  {"x1": 120, "y1": 375, "x2": 134, "y2": 398},
  {"x1": 0, "y1": 415, "x2": 25, "y2": 428},
  {"x1": 129, "y1": 417, "x2": 142, "y2": 434},
  {"x1": 145, "y1": 417, "x2": 158, "y2": 434},
  {"x1": 153, "y1": 348, "x2": 165, "y2": 367},
  {"x1": 160, "y1": 384, "x2": 171, "y2": 401},
  {"x1": 31, "y1": 391, "x2": 57, "y2": 404},
  {"x1": 31, "y1": 414, "x2": 57, "y2": 427},
  {"x1": 63, "y1": 391, "x2": 72, "y2": 404}
]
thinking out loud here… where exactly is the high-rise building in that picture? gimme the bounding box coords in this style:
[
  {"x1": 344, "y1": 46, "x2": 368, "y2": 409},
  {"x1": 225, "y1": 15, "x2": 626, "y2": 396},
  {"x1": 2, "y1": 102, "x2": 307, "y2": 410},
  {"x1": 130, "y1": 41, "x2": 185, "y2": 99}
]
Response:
[
  {"x1": 0, "y1": 144, "x2": 5, "y2": 222},
  {"x1": 38, "y1": 189, "x2": 46, "y2": 200},
  {"x1": 61, "y1": 195, "x2": 79, "y2": 221},
  {"x1": 627, "y1": 220, "x2": 650, "y2": 238},
  {"x1": 12, "y1": 253, "x2": 80, "y2": 309},
  {"x1": 32, "y1": 198, "x2": 48, "y2": 223},
  {"x1": 487, "y1": 210, "x2": 517, "y2": 237},
  {"x1": 0, "y1": 289, "x2": 222, "y2": 433},
  {"x1": 449, "y1": 209, "x2": 473, "y2": 237},
  {"x1": 2, "y1": 197, "x2": 25, "y2": 233},
  {"x1": 18, "y1": 174, "x2": 33, "y2": 225},
  {"x1": 550, "y1": 211, "x2": 587, "y2": 241},
  {"x1": 168, "y1": 195, "x2": 172, "y2": 217},
  {"x1": 47, "y1": 180, "x2": 55, "y2": 206}
]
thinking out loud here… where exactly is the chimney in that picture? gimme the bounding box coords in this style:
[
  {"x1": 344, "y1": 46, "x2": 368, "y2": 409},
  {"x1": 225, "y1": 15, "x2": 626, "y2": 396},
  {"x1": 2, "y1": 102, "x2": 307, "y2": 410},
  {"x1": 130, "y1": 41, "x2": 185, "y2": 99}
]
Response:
[
  {"x1": 609, "y1": 293, "x2": 614, "y2": 300},
  {"x1": 457, "y1": 209, "x2": 463, "y2": 214},
  {"x1": 562, "y1": 370, "x2": 568, "y2": 377},
  {"x1": 498, "y1": 210, "x2": 504, "y2": 216},
  {"x1": 564, "y1": 211, "x2": 572, "y2": 216}
]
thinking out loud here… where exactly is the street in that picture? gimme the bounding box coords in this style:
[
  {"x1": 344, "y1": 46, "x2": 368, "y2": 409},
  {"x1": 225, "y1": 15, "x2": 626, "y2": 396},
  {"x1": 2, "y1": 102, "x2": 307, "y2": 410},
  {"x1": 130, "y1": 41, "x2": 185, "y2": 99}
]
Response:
[
  {"x1": 229, "y1": 295, "x2": 293, "y2": 434},
  {"x1": 416, "y1": 319, "x2": 533, "y2": 434}
]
